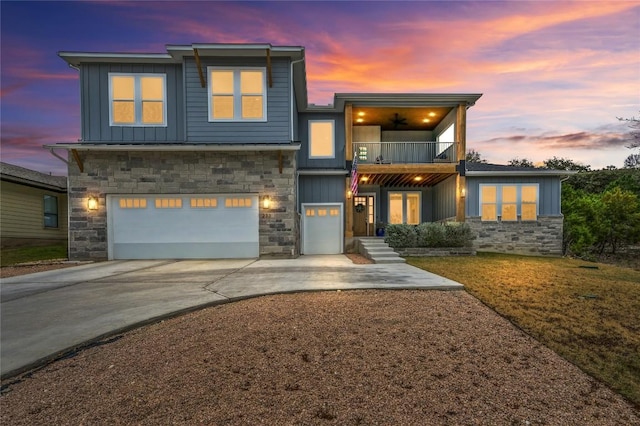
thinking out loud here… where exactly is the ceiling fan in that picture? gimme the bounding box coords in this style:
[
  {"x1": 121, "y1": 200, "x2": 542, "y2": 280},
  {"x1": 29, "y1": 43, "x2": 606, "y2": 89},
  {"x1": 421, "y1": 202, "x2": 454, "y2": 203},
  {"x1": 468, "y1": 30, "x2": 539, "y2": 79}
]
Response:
[{"x1": 390, "y1": 113, "x2": 408, "y2": 128}]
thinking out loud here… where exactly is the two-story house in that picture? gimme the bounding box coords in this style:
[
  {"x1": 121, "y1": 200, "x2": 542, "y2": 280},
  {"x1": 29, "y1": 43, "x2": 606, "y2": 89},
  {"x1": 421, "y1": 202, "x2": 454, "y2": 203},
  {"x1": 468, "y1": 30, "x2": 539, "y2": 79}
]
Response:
[{"x1": 50, "y1": 43, "x2": 566, "y2": 260}]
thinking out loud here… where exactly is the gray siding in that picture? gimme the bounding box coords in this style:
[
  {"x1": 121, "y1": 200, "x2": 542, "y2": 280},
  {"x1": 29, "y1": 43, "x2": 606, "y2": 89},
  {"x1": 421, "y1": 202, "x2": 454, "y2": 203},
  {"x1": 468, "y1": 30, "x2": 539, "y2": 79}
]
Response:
[
  {"x1": 433, "y1": 175, "x2": 456, "y2": 221},
  {"x1": 80, "y1": 63, "x2": 184, "y2": 142},
  {"x1": 185, "y1": 57, "x2": 291, "y2": 143},
  {"x1": 298, "y1": 175, "x2": 346, "y2": 207},
  {"x1": 297, "y1": 113, "x2": 346, "y2": 169},
  {"x1": 466, "y1": 176, "x2": 562, "y2": 216}
]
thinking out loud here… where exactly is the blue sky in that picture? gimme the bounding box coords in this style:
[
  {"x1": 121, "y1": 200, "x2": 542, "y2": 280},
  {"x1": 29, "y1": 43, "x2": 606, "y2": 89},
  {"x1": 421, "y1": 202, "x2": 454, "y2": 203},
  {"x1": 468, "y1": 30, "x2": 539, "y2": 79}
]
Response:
[{"x1": 1, "y1": 0, "x2": 638, "y2": 175}]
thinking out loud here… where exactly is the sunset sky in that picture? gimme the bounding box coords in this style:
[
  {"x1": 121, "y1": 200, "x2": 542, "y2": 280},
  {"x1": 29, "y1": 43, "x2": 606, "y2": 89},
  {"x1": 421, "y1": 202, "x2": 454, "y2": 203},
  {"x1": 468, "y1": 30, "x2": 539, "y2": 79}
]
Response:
[{"x1": 1, "y1": 1, "x2": 638, "y2": 175}]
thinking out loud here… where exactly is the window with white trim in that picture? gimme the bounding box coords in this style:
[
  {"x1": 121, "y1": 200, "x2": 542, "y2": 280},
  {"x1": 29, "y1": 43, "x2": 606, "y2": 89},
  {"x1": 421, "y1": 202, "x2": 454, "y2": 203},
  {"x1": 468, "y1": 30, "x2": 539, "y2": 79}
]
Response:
[
  {"x1": 43, "y1": 195, "x2": 58, "y2": 228},
  {"x1": 309, "y1": 120, "x2": 335, "y2": 159},
  {"x1": 109, "y1": 73, "x2": 166, "y2": 126},
  {"x1": 208, "y1": 67, "x2": 266, "y2": 121},
  {"x1": 480, "y1": 184, "x2": 539, "y2": 222}
]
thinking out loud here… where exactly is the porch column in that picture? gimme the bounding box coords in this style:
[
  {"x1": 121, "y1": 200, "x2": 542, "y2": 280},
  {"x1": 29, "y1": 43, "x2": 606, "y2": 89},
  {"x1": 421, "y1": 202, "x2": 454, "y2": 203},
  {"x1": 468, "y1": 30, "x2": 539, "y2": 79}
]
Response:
[
  {"x1": 456, "y1": 103, "x2": 467, "y2": 222},
  {"x1": 345, "y1": 104, "x2": 354, "y2": 237}
]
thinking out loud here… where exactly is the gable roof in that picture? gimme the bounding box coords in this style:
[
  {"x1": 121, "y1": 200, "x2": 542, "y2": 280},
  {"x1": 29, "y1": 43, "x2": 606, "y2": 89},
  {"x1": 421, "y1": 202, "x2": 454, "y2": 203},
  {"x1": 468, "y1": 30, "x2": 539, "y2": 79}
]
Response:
[
  {"x1": 466, "y1": 162, "x2": 577, "y2": 176},
  {"x1": 0, "y1": 162, "x2": 67, "y2": 192}
]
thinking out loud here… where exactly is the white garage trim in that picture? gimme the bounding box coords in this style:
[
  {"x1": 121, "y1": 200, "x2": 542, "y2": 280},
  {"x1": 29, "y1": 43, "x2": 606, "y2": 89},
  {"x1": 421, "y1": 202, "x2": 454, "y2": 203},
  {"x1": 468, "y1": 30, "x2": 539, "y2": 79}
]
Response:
[
  {"x1": 107, "y1": 194, "x2": 259, "y2": 260},
  {"x1": 301, "y1": 203, "x2": 343, "y2": 255}
]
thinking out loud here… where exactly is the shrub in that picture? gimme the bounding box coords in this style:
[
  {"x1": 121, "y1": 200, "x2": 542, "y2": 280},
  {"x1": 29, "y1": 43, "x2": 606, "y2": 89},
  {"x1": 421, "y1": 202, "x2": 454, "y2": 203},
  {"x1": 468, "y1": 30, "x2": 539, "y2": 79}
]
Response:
[
  {"x1": 444, "y1": 222, "x2": 474, "y2": 247},
  {"x1": 386, "y1": 222, "x2": 474, "y2": 248},
  {"x1": 416, "y1": 223, "x2": 446, "y2": 247},
  {"x1": 384, "y1": 224, "x2": 417, "y2": 248}
]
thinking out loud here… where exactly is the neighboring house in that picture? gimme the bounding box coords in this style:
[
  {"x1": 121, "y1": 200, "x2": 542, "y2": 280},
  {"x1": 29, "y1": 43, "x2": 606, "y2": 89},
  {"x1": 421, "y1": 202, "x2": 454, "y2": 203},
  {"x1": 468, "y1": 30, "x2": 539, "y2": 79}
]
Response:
[
  {"x1": 50, "y1": 43, "x2": 567, "y2": 260},
  {"x1": 0, "y1": 162, "x2": 68, "y2": 248}
]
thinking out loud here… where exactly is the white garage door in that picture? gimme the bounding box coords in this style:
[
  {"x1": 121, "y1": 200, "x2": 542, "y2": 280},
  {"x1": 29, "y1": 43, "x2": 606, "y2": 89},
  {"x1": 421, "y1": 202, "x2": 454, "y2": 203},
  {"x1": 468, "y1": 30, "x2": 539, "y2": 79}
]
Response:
[
  {"x1": 302, "y1": 203, "x2": 343, "y2": 255},
  {"x1": 108, "y1": 194, "x2": 259, "y2": 259}
]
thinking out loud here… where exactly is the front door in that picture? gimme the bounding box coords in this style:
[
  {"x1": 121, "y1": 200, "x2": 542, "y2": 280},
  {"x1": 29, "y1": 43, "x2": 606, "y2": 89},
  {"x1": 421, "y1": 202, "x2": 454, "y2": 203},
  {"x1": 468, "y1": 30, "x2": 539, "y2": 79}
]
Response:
[{"x1": 353, "y1": 194, "x2": 375, "y2": 236}]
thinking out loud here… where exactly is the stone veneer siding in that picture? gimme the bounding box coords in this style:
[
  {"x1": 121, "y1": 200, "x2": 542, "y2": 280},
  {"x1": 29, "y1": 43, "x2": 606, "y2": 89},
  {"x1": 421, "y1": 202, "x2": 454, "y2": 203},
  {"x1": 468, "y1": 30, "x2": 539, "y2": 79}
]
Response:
[
  {"x1": 467, "y1": 216, "x2": 564, "y2": 256},
  {"x1": 68, "y1": 150, "x2": 298, "y2": 260}
]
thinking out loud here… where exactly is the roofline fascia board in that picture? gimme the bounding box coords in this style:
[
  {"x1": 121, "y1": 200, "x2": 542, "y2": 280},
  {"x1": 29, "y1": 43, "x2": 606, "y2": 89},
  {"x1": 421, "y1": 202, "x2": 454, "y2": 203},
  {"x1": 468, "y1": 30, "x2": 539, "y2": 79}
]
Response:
[
  {"x1": 0, "y1": 176, "x2": 67, "y2": 193},
  {"x1": 466, "y1": 170, "x2": 578, "y2": 177},
  {"x1": 58, "y1": 52, "x2": 177, "y2": 67},
  {"x1": 297, "y1": 169, "x2": 349, "y2": 176},
  {"x1": 44, "y1": 143, "x2": 301, "y2": 152}
]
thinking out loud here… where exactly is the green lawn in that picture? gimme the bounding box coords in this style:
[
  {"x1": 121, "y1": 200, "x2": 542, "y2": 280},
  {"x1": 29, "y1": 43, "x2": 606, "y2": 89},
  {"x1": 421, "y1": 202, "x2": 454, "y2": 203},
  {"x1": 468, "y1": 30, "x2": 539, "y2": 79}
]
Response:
[
  {"x1": 0, "y1": 244, "x2": 68, "y2": 267},
  {"x1": 407, "y1": 253, "x2": 640, "y2": 408}
]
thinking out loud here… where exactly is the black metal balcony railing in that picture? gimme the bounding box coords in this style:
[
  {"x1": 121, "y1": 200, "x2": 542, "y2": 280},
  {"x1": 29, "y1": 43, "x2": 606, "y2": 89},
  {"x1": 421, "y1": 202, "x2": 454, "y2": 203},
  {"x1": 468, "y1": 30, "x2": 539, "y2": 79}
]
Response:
[{"x1": 353, "y1": 141, "x2": 457, "y2": 164}]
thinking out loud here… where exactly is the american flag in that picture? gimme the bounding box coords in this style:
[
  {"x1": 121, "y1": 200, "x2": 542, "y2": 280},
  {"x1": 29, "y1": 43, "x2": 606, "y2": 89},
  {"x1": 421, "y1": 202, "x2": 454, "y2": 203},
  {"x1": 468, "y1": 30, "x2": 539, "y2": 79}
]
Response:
[{"x1": 350, "y1": 152, "x2": 358, "y2": 196}]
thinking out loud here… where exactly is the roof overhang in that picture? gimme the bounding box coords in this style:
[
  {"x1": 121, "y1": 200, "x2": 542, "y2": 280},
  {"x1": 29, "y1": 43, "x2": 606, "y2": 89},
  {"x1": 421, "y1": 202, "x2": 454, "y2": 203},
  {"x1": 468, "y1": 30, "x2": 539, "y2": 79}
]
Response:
[
  {"x1": 58, "y1": 52, "x2": 178, "y2": 67},
  {"x1": 306, "y1": 93, "x2": 483, "y2": 113},
  {"x1": 466, "y1": 170, "x2": 578, "y2": 177},
  {"x1": 45, "y1": 143, "x2": 301, "y2": 152}
]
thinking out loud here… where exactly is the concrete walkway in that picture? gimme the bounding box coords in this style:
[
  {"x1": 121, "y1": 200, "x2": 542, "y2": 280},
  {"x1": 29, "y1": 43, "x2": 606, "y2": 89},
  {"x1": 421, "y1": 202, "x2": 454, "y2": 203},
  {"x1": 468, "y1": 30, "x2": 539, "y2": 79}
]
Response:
[{"x1": 0, "y1": 255, "x2": 462, "y2": 379}]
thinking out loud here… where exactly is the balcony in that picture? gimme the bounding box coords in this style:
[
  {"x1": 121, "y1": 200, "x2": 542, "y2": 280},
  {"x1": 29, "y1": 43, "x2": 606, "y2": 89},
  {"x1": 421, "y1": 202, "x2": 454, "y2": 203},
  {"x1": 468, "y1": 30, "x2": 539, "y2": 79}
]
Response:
[{"x1": 353, "y1": 141, "x2": 457, "y2": 164}]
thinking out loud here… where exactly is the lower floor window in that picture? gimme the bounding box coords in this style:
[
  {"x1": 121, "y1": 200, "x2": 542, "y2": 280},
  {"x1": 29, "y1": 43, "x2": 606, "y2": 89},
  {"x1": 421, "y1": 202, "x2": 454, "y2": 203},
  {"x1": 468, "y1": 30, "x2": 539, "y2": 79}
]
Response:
[
  {"x1": 389, "y1": 192, "x2": 420, "y2": 225},
  {"x1": 43, "y1": 195, "x2": 58, "y2": 228},
  {"x1": 480, "y1": 184, "x2": 538, "y2": 221}
]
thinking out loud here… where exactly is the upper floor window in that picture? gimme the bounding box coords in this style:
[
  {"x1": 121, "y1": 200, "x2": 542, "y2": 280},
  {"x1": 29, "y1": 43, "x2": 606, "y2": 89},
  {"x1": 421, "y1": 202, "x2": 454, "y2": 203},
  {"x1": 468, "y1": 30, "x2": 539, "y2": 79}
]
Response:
[
  {"x1": 309, "y1": 120, "x2": 335, "y2": 159},
  {"x1": 43, "y1": 195, "x2": 58, "y2": 228},
  {"x1": 480, "y1": 184, "x2": 539, "y2": 222},
  {"x1": 208, "y1": 67, "x2": 266, "y2": 121},
  {"x1": 109, "y1": 73, "x2": 166, "y2": 126}
]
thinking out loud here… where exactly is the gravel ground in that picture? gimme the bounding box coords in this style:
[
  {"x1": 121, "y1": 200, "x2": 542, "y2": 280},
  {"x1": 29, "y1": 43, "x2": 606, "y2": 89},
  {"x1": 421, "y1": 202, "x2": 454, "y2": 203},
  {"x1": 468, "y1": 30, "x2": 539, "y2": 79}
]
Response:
[{"x1": 2, "y1": 290, "x2": 638, "y2": 425}]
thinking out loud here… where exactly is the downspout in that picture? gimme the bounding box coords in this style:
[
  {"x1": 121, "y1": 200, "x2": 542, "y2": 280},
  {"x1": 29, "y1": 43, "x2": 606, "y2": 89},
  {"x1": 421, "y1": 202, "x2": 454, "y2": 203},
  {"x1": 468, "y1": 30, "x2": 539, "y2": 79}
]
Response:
[{"x1": 290, "y1": 56, "x2": 305, "y2": 215}]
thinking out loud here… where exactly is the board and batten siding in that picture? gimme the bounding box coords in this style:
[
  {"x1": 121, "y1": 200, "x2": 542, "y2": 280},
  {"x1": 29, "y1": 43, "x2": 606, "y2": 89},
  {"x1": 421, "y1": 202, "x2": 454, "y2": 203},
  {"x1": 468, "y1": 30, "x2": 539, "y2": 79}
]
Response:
[
  {"x1": 432, "y1": 175, "x2": 457, "y2": 221},
  {"x1": 297, "y1": 113, "x2": 346, "y2": 169},
  {"x1": 0, "y1": 181, "x2": 68, "y2": 244},
  {"x1": 80, "y1": 63, "x2": 184, "y2": 143},
  {"x1": 185, "y1": 57, "x2": 291, "y2": 143},
  {"x1": 465, "y1": 176, "x2": 562, "y2": 217},
  {"x1": 298, "y1": 175, "x2": 346, "y2": 208}
]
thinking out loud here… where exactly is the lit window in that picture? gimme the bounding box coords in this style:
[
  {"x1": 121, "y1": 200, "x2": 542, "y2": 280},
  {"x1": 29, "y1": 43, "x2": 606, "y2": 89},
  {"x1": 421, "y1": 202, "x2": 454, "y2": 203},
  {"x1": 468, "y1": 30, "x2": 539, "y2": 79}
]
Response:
[
  {"x1": 109, "y1": 74, "x2": 166, "y2": 126},
  {"x1": 306, "y1": 209, "x2": 315, "y2": 217},
  {"x1": 155, "y1": 198, "x2": 182, "y2": 209},
  {"x1": 190, "y1": 198, "x2": 218, "y2": 208},
  {"x1": 318, "y1": 209, "x2": 327, "y2": 217},
  {"x1": 309, "y1": 120, "x2": 335, "y2": 159},
  {"x1": 44, "y1": 195, "x2": 58, "y2": 228},
  {"x1": 330, "y1": 208, "x2": 340, "y2": 216},
  {"x1": 480, "y1": 184, "x2": 538, "y2": 222},
  {"x1": 481, "y1": 186, "x2": 497, "y2": 221},
  {"x1": 389, "y1": 192, "x2": 421, "y2": 224},
  {"x1": 119, "y1": 198, "x2": 148, "y2": 209},
  {"x1": 521, "y1": 185, "x2": 538, "y2": 221},
  {"x1": 209, "y1": 68, "x2": 266, "y2": 121},
  {"x1": 501, "y1": 186, "x2": 517, "y2": 221}
]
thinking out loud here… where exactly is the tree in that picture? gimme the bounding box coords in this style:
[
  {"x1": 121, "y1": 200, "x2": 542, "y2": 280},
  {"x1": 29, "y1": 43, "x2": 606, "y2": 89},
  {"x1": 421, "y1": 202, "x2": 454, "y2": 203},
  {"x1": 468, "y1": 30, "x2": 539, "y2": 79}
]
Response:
[
  {"x1": 618, "y1": 114, "x2": 640, "y2": 149},
  {"x1": 466, "y1": 149, "x2": 487, "y2": 163},
  {"x1": 508, "y1": 158, "x2": 535, "y2": 168},
  {"x1": 623, "y1": 153, "x2": 640, "y2": 169},
  {"x1": 543, "y1": 156, "x2": 590, "y2": 172}
]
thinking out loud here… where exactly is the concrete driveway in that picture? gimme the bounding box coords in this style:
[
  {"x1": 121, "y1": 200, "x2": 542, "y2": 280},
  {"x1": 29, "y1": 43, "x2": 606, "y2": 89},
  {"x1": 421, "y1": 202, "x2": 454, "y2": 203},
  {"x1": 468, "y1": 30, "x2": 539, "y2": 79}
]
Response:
[{"x1": 1, "y1": 255, "x2": 462, "y2": 379}]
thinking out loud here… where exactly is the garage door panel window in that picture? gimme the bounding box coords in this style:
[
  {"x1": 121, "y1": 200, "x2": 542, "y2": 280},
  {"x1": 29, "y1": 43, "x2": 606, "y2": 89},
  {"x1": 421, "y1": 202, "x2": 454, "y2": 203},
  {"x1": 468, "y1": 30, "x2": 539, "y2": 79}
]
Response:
[
  {"x1": 190, "y1": 198, "x2": 218, "y2": 208},
  {"x1": 225, "y1": 197, "x2": 252, "y2": 208},
  {"x1": 480, "y1": 184, "x2": 539, "y2": 222},
  {"x1": 119, "y1": 198, "x2": 147, "y2": 209},
  {"x1": 155, "y1": 198, "x2": 182, "y2": 209},
  {"x1": 306, "y1": 209, "x2": 315, "y2": 217}
]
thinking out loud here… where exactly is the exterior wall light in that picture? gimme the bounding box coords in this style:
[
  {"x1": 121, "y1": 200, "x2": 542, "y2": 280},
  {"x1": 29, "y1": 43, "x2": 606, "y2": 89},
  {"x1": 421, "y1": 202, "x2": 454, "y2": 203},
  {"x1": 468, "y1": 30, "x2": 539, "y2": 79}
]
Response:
[
  {"x1": 347, "y1": 190, "x2": 353, "y2": 199},
  {"x1": 263, "y1": 196, "x2": 271, "y2": 209},
  {"x1": 87, "y1": 196, "x2": 99, "y2": 210},
  {"x1": 460, "y1": 188, "x2": 467, "y2": 198}
]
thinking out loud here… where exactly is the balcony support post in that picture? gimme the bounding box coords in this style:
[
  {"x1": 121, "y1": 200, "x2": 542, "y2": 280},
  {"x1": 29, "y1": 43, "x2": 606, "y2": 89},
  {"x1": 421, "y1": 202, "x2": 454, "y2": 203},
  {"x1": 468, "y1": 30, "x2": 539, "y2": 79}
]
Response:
[{"x1": 455, "y1": 103, "x2": 467, "y2": 222}]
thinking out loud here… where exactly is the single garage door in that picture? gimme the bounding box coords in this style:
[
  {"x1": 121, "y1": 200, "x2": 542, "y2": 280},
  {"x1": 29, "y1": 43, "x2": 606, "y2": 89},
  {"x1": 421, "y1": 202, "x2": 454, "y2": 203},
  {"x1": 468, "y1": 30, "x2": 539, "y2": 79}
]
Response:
[
  {"x1": 302, "y1": 203, "x2": 343, "y2": 254},
  {"x1": 108, "y1": 194, "x2": 259, "y2": 259}
]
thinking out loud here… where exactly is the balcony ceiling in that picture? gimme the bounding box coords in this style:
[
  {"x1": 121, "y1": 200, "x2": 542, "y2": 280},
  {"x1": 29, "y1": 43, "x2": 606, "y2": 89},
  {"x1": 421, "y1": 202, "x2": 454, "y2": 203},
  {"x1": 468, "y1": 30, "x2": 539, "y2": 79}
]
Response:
[{"x1": 352, "y1": 106, "x2": 453, "y2": 131}]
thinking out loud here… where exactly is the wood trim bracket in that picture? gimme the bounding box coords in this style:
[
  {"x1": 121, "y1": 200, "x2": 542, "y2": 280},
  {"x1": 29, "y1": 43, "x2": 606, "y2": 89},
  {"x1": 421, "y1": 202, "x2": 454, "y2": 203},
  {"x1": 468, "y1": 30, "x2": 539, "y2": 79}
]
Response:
[
  {"x1": 278, "y1": 150, "x2": 283, "y2": 174},
  {"x1": 266, "y1": 49, "x2": 273, "y2": 88},
  {"x1": 71, "y1": 149, "x2": 84, "y2": 173},
  {"x1": 193, "y1": 48, "x2": 206, "y2": 88}
]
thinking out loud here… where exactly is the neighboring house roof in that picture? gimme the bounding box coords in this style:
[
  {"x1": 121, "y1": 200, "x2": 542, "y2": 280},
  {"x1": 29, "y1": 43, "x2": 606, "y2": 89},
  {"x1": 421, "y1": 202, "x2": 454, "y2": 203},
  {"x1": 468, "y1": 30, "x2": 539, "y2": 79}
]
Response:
[
  {"x1": 0, "y1": 162, "x2": 67, "y2": 192},
  {"x1": 466, "y1": 162, "x2": 578, "y2": 176}
]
